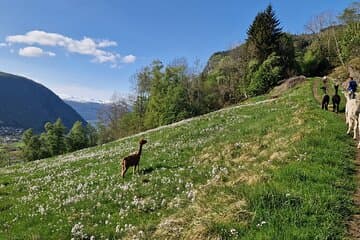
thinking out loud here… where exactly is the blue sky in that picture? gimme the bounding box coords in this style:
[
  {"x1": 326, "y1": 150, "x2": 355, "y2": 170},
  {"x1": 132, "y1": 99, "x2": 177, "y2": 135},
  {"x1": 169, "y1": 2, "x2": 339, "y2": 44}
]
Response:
[{"x1": 0, "y1": 0, "x2": 354, "y2": 101}]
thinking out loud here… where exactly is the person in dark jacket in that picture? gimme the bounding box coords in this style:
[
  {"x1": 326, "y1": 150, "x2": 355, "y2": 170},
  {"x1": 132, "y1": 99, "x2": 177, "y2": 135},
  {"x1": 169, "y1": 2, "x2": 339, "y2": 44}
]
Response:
[{"x1": 348, "y1": 76, "x2": 357, "y2": 99}]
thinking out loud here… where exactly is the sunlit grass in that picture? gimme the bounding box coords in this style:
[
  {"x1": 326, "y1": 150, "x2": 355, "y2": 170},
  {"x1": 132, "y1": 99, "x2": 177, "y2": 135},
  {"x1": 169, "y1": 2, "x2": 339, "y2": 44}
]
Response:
[{"x1": 0, "y1": 79, "x2": 355, "y2": 239}]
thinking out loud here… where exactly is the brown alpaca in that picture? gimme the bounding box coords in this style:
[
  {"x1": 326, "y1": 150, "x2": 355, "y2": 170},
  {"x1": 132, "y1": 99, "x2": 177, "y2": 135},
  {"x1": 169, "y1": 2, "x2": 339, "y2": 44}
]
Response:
[{"x1": 121, "y1": 139, "x2": 147, "y2": 178}]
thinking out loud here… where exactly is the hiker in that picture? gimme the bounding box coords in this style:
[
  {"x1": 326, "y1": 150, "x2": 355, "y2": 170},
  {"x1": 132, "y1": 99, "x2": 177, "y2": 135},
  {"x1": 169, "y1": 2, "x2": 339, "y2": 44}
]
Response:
[{"x1": 348, "y1": 76, "x2": 357, "y2": 99}]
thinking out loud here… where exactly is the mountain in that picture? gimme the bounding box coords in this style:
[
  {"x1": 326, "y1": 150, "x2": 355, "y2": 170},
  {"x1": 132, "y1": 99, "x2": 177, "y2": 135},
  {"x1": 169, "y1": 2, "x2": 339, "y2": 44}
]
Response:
[
  {"x1": 0, "y1": 71, "x2": 85, "y2": 132},
  {"x1": 63, "y1": 99, "x2": 107, "y2": 125}
]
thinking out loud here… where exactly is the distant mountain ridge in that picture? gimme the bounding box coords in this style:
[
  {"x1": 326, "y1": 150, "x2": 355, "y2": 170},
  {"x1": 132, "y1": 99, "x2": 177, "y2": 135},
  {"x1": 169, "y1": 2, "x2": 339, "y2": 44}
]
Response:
[
  {"x1": 64, "y1": 99, "x2": 107, "y2": 125},
  {"x1": 0, "y1": 71, "x2": 85, "y2": 132}
]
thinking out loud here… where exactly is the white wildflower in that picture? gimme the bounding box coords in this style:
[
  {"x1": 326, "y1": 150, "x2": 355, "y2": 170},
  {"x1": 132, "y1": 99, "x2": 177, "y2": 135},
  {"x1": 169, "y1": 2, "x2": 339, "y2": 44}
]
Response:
[{"x1": 71, "y1": 222, "x2": 87, "y2": 239}]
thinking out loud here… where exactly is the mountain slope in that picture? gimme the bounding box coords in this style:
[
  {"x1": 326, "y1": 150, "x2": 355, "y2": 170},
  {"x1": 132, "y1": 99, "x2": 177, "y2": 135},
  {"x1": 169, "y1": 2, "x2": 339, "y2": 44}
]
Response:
[
  {"x1": 0, "y1": 71, "x2": 85, "y2": 132},
  {"x1": 0, "y1": 79, "x2": 355, "y2": 239}
]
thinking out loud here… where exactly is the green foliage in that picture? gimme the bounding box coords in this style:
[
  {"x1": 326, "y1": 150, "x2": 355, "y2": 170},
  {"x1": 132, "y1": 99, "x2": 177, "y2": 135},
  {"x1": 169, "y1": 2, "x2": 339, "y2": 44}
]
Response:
[
  {"x1": 247, "y1": 54, "x2": 282, "y2": 96},
  {"x1": 340, "y1": 22, "x2": 360, "y2": 61},
  {"x1": 43, "y1": 119, "x2": 67, "y2": 156},
  {"x1": 117, "y1": 112, "x2": 142, "y2": 137},
  {"x1": 22, "y1": 129, "x2": 48, "y2": 161},
  {"x1": 22, "y1": 129, "x2": 35, "y2": 161},
  {"x1": 85, "y1": 124, "x2": 98, "y2": 147},
  {"x1": 21, "y1": 119, "x2": 98, "y2": 161},
  {"x1": 300, "y1": 42, "x2": 331, "y2": 76},
  {"x1": 21, "y1": 128, "x2": 33, "y2": 146},
  {"x1": 247, "y1": 5, "x2": 283, "y2": 62},
  {"x1": 278, "y1": 33, "x2": 298, "y2": 76},
  {"x1": 144, "y1": 61, "x2": 191, "y2": 129},
  {"x1": 245, "y1": 5, "x2": 296, "y2": 95},
  {"x1": 66, "y1": 121, "x2": 87, "y2": 152}
]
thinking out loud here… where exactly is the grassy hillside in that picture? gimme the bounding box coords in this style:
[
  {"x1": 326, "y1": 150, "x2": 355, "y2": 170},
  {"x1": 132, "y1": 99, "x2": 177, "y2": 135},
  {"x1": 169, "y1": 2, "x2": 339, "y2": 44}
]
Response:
[{"x1": 0, "y1": 79, "x2": 356, "y2": 239}]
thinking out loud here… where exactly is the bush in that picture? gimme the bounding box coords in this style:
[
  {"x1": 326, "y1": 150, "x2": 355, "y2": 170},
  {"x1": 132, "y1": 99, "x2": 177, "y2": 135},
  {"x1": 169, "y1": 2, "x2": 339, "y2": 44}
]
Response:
[{"x1": 247, "y1": 54, "x2": 282, "y2": 96}]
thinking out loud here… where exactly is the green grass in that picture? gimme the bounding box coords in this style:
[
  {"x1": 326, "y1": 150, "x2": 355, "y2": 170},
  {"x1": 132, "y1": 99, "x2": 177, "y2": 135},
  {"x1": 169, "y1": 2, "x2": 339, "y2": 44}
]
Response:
[{"x1": 0, "y1": 79, "x2": 356, "y2": 239}]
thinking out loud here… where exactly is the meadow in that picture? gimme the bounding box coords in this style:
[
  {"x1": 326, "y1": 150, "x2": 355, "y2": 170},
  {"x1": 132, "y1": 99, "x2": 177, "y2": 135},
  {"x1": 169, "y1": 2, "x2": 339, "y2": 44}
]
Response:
[{"x1": 0, "y1": 79, "x2": 356, "y2": 239}]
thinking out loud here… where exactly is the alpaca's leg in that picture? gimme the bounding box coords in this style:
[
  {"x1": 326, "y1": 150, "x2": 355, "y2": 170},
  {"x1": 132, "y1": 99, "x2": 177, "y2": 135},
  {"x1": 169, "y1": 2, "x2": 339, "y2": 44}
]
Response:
[
  {"x1": 122, "y1": 165, "x2": 128, "y2": 178},
  {"x1": 358, "y1": 117, "x2": 360, "y2": 144},
  {"x1": 354, "y1": 118, "x2": 358, "y2": 139},
  {"x1": 345, "y1": 110, "x2": 348, "y2": 124},
  {"x1": 121, "y1": 162, "x2": 124, "y2": 177},
  {"x1": 347, "y1": 118, "x2": 353, "y2": 135}
]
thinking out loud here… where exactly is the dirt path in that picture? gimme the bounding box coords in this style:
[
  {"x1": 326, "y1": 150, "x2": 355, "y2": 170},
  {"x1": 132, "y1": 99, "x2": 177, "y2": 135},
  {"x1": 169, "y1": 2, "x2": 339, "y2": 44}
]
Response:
[
  {"x1": 348, "y1": 154, "x2": 360, "y2": 239},
  {"x1": 312, "y1": 78, "x2": 360, "y2": 239}
]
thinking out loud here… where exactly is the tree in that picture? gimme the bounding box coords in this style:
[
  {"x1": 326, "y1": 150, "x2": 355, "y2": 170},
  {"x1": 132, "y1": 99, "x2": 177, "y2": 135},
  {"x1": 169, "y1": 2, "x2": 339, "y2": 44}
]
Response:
[
  {"x1": 130, "y1": 66, "x2": 153, "y2": 132},
  {"x1": 39, "y1": 132, "x2": 51, "y2": 158},
  {"x1": 22, "y1": 129, "x2": 34, "y2": 146},
  {"x1": 22, "y1": 129, "x2": 41, "y2": 161},
  {"x1": 97, "y1": 94, "x2": 130, "y2": 143},
  {"x1": 247, "y1": 54, "x2": 282, "y2": 96},
  {"x1": 338, "y1": 2, "x2": 360, "y2": 24},
  {"x1": 42, "y1": 119, "x2": 66, "y2": 156},
  {"x1": 247, "y1": 5, "x2": 283, "y2": 62},
  {"x1": 305, "y1": 12, "x2": 345, "y2": 67},
  {"x1": 245, "y1": 5, "x2": 294, "y2": 95},
  {"x1": 66, "y1": 121, "x2": 87, "y2": 152},
  {"x1": 85, "y1": 123, "x2": 98, "y2": 147},
  {"x1": 144, "y1": 61, "x2": 192, "y2": 128},
  {"x1": 340, "y1": 22, "x2": 360, "y2": 61},
  {"x1": 338, "y1": 2, "x2": 360, "y2": 61}
]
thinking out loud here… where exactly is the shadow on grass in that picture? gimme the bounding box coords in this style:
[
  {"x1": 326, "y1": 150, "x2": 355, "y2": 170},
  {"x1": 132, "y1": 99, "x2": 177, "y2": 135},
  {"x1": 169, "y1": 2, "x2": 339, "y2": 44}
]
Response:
[{"x1": 141, "y1": 163, "x2": 184, "y2": 175}]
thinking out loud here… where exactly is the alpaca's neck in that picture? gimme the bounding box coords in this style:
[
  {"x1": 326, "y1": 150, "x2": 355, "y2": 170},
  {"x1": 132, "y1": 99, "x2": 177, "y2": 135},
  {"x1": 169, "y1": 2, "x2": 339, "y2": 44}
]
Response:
[
  {"x1": 335, "y1": 88, "x2": 338, "y2": 95},
  {"x1": 137, "y1": 144, "x2": 143, "y2": 156}
]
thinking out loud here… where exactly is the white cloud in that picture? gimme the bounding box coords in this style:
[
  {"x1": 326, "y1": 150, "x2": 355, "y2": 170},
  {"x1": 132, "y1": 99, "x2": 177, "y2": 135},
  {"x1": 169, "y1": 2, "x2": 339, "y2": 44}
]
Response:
[
  {"x1": 121, "y1": 54, "x2": 136, "y2": 63},
  {"x1": 0, "y1": 42, "x2": 7, "y2": 47},
  {"x1": 97, "y1": 40, "x2": 117, "y2": 48},
  {"x1": 18, "y1": 46, "x2": 55, "y2": 57},
  {"x1": 6, "y1": 30, "x2": 135, "y2": 65}
]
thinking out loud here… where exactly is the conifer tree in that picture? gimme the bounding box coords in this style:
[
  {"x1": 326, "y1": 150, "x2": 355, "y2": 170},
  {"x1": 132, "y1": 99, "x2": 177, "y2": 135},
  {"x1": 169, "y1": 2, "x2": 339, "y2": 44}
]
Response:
[{"x1": 247, "y1": 4, "x2": 283, "y2": 62}]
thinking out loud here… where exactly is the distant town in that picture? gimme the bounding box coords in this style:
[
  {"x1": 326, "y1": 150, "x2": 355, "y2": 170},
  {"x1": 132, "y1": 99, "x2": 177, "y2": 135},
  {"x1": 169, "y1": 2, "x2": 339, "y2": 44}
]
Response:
[{"x1": 0, "y1": 126, "x2": 23, "y2": 143}]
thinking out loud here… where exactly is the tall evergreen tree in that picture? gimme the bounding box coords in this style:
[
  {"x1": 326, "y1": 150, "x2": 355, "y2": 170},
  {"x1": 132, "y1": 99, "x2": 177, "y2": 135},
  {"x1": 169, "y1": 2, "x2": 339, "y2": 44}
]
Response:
[{"x1": 247, "y1": 4, "x2": 283, "y2": 62}]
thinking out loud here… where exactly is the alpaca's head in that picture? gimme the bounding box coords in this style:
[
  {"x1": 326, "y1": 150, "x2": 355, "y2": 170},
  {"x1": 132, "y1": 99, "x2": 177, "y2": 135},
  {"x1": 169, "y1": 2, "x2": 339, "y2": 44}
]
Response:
[{"x1": 139, "y1": 139, "x2": 147, "y2": 145}]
